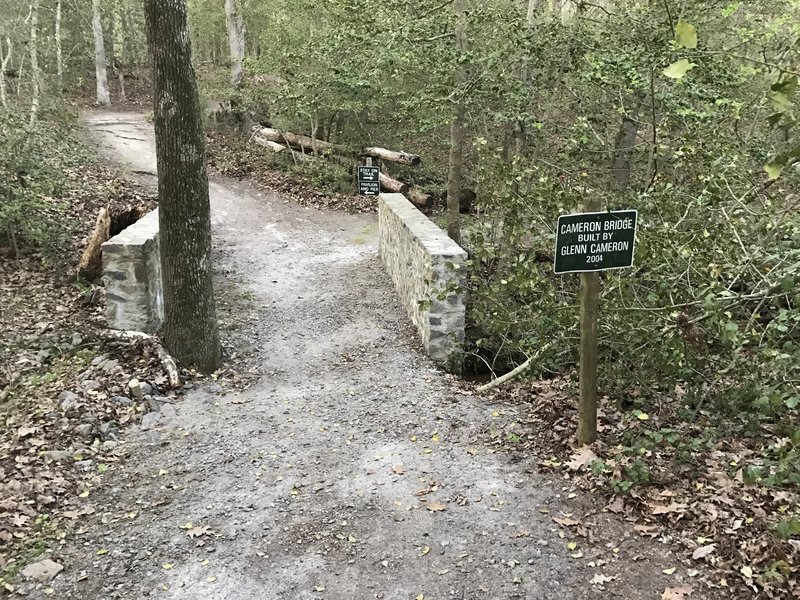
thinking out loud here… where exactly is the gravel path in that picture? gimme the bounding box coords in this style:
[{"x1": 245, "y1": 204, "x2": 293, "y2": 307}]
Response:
[{"x1": 28, "y1": 111, "x2": 682, "y2": 600}]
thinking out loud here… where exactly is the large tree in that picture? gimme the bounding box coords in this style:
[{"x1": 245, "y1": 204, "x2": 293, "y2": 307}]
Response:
[
  {"x1": 92, "y1": 0, "x2": 110, "y2": 105},
  {"x1": 143, "y1": 0, "x2": 221, "y2": 373}
]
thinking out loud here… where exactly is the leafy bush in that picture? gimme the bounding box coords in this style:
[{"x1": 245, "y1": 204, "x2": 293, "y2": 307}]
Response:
[{"x1": 0, "y1": 107, "x2": 88, "y2": 257}]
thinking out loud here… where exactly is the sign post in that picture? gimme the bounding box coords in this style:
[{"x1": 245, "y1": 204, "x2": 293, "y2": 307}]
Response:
[
  {"x1": 357, "y1": 160, "x2": 380, "y2": 196},
  {"x1": 554, "y1": 207, "x2": 638, "y2": 444}
]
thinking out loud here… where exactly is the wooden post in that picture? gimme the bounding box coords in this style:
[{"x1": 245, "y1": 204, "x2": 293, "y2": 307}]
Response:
[{"x1": 578, "y1": 198, "x2": 601, "y2": 445}]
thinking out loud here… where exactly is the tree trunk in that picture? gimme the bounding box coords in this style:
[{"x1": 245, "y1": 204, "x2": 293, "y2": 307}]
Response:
[
  {"x1": 515, "y1": 0, "x2": 538, "y2": 155},
  {"x1": 251, "y1": 126, "x2": 339, "y2": 155},
  {"x1": 363, "y1": 147, "x2": 421, "y2": 166},
  {"x1": 610, "y1": 100, "x2": 642, "y2": 190},
  {"x1": 92, "y1": 0, "x2": 110, "y2": 105},
  {"x1": 379, "y1": 172, "x2": 409, "y2": 195},
  {"x1": 55, "y1": 0, "x2": 63, "y2": 94},
  {"x1": 0, "y1": 36, "x2": 10, "y2": 109},
  {"x1": 446, "y1": 0, "x2": 467, "y2": 245},
  {"x1": 225, "y1": 0, "x2": 245, "y2": 87},
  {"x1": 78, "y1": 207, "x2": 111, "y2": 280},
  {"x1": 29, "y1": 0, "x2": 40, "y2": 125},
  {"x1": 144, "y1": 0, "x2": 221, "y2": 373}
]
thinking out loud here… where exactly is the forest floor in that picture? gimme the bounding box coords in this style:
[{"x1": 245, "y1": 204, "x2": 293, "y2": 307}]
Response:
[{"x1": 4, "y1": 111, "x2": 740, "y2": 600}]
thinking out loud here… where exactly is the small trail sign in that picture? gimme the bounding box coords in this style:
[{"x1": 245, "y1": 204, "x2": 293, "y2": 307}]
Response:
[
  {"x1": 357, "y1": 165, "x2": 380, "y2": 196},
  {"x1": 554, "y1": 210, "x2": 637, "y2": 274}
]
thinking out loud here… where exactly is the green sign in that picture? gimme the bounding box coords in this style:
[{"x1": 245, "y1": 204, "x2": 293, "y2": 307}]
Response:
[
  {"x1": 554, "y1": 210, "x2": 638, "y2": 274},
  {"x1": 357, "y1": 166, "x2": 380, "y2": 196}
]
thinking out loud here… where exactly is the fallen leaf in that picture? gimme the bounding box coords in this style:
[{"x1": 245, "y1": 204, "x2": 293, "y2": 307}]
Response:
[
  {"x1": 662, "y1": 567, "x2": 676, "y2": 575},
  {"x1": 510, "y1": 530, "x2": 530, "y2": 538},
  {"x1": 634, "y1": 524, "x2": 661, "y2": 537},
  {"x1": 420, "y1": 546, "x2": 431, "y2": 556},
  {"x1": 661, "y1": 586, "x2": 693, "y2": 599},
  {"x1": 567, "y1": 447, "x2": 597, "y2": 471},
  {"x1": 207, "y1": 576, "x2": 217, "y2": 583},
  {"x1": 313, "y1": 585, "x2": 325, "y2": 592},
  {"x1": 553, "y1": 516, "x2": 580, "y2": 527},
  {"x1": 391, "y1": 465, "x2": 406, "y2": 475},
  {"x1": 426, "y1": 501, "x2": 447, "y2": 512},
  {"x1": 187, "y1": 525, "x2": 212, "y2": 539},
  {"x1": 691, "y1": 544, "x2": 715, "y2": 560},
  {"x1": 607, "y1": 497, "x2": 625, "y2": 513},
  {"x1": 590, "y1": 573, "x2": 616, "y2": 585},
  {"x1": 651, "y1": 502, "x2": 688, "y2": 515},
  {"x1": 740, "y1": 565, "x2": 753, "y2": 579},
  {"x1": 96, "y1": 549, "x2": 109, "y2": 556},
  {"x1": 17, "y1": 426, "x2": 36, "y2": 438},
  {"x1": 162, "y1": 563, "x2": 174, "y2": 570}
]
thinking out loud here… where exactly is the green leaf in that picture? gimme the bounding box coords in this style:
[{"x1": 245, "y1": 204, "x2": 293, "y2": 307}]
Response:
[
  {"x1": 663, "y1": 59, "x2": 694, "y2": 80},
  {"x1": 767, "y1": 91, "x2": 792, "y2": 113},
  {"x1": 764, "y1": 163, "x2": 782, "y2": 180},
  {"x1": 675, "y1": 21, "x2": 698, "y2": 49}
]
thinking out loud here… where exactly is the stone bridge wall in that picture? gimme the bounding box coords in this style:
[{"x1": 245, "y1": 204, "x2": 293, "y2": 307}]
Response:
[
  {"x1": 101, "y1": 209, "x2": 164, "y2": 333},
  {"x1": 378, "y1": 193, "x2": 467, "y2": 371}
]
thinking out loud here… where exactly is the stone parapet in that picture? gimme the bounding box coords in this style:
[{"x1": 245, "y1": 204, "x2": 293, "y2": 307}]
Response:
[
  {"x1": 101, "y1": 209, "x2": 164, "y2": 333},
  {"x1": 378, "y1": 193, "x2": 467, "y2": 371}
]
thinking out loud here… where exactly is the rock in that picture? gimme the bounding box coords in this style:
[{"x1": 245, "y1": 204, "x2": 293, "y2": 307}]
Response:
[
  {"x1": 148, "y1": 396, "x2": 165, "y2": 412},
  {"x1": 20, "y1": 559, "x2": 63, "y2": 582},
  {"x1": 111, "y1": 395, "x2": 133, "y2": 407},
  {"x1": 73, "y1": 424, "x2": 94, "y2": 438},
  {"x1": 140, "y1": 412, "x2": 161, "y2": 431},
  {"x1": 102, "y1": 441, "x2": 118, "y2": 451},
  {"x1": 80, "y1": 379, "x2": 101, "y2": 392},
  {"x1": 139, "y1": 382, "x2": 153, "y2": 396},
  {"x1": 206, "y1": 382, "x2": 223, "y2": 394},
  {"x1": 129, "y1": 378, "x2": 144, "y2": 401},
  {"x1": 80, "y1": 414, "x2": 98, "y2": 425},
  {"x1": 99, "y1": 422, "x2": 116, "y2": 439},
  {"x1": 36, "y1": 349, "x2": 51, "y2": 365},
  {"x1": 91, "y1": 354, "x2": 107, "y2": 366},
  {"x1": 42, "y1": 450, "x2": 71, "y2": 462},
  {"x1": 100, "y1": 359, "x2": 119, "y2": 373},
  {"x1": 59, "y1": 391, "x2": 80, "y2": 413},
  {"x1": 75, "y1": 460, "x2": 94, "y2": 470},
  {"x1": 71, "y1": 333, "x2": 83, "y2": 347}
]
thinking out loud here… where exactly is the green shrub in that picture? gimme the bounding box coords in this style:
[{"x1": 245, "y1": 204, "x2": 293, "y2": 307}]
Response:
[{"x1": 0, "y1": 107, "x2": 88, "y2": 257}]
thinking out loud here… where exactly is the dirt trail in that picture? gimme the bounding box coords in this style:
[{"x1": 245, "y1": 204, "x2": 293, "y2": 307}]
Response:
[{"x1": 29, "y1": 111, "x2": 682, "y2": 599}]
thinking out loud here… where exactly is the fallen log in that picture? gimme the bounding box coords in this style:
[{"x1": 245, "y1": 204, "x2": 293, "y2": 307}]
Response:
[
  {"x1": 251, "y1": 125, "x2": 338, "y2": 155},
  {"x1": 379, "y1": 172, "x2": 409, "y2": 195},
  {"x1": 252, "y1": 136, "x2": 286, "y2": 153},
  {"x1": 77, "y1": 206, "x2": 111, "y2": 281},
  {"x1": 407, "y1": 187, "x2": 432, "y2": 209},
  {"x1": 108, "y1": 330, "x2": 181, "y2": 389},
  {"x1": 363, "y1": 146, "x2": 421, "y2": 167}
]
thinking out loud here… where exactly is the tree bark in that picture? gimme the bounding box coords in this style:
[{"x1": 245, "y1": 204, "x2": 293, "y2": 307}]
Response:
[
  {"x1": 446, "y1": 0, "x2": 467, "y2": 245},
  {"x1": 92, "y1": 0, "x2": 110, "y2": 105},
  {"x1": 610, "y1": 100, "x2": 642, "y2": 190},
  {"x1": 407, "y1": 187, "x2": 431, "y2": 209},
  {"x1": 78, "y1": 207, "x2": 111, "y2": 280},
  {"x1": 363, "y1": 147, "x2": 421, "y2": 166},
  {"x1": 144, "y1": 0, "x2": 221, "y2": 373},
  {"x1": 379, "y1": 172, "x2": 409, "y2": 195},
  {"x1": 225, "y1": 0, "x2": 245, "y2": 87},
  {"x1": 251, "y1": 125, "x2": 339, "y2": 155},
  {"x1": 0, "y1": 36, "x2": 10, "y2": 109},
  {"x1": 55, "y1": 0, "x2": 63, "y2": 94},
  {"x1": 29, "y1": 0, "x2": 41, "y2": 124}
]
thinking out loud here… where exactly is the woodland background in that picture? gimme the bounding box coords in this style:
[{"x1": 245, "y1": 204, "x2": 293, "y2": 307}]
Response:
[{"x1": 1, "y1": 0, "x2": 799, "y2": 595}]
